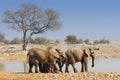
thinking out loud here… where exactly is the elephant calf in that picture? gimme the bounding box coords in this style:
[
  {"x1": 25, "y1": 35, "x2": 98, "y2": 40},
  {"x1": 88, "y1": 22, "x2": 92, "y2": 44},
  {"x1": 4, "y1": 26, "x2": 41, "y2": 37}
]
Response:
[{"x1": 39, "y1": 59, "x2": 51, "y2": 73}]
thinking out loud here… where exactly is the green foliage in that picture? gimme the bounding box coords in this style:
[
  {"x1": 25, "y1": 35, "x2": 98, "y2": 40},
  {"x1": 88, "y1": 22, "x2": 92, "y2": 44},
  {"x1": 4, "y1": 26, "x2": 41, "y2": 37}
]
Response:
[{"x1": 65, "y1": 35, "x2": 78, "y2": 44}]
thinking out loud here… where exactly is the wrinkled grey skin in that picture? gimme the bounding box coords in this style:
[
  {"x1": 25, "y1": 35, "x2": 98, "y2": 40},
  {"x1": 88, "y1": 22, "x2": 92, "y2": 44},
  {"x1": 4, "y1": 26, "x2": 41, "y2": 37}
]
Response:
[
  {"x1": 27, "y1": 47, "x2": 61, "y2": 73},
  {"x1": 65, "y1": 48, "x2": 95, "y2": 73}
]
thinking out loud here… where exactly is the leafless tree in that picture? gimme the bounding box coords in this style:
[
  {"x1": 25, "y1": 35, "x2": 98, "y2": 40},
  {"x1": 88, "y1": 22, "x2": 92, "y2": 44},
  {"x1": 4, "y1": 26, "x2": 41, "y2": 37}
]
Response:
[{"x1": 2, "y1": 4, "x2": 61, "y2": 50}]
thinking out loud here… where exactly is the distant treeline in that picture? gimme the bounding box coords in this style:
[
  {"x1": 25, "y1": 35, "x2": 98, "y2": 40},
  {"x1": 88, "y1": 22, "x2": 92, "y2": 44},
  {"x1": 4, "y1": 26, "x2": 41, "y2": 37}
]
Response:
[{"x1": 0, "y1": 33, "x2": 110, "y2": 45}]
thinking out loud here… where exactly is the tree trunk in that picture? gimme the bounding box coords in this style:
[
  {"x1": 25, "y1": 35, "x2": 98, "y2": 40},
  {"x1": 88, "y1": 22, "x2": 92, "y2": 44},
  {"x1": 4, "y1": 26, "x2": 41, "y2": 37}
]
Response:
[
  {"x1": 23, "y1": 43, "x2": 27, "y2": 50},
  {"x1": 23, "y1": 31, "x2": 27, "y2": 50}
]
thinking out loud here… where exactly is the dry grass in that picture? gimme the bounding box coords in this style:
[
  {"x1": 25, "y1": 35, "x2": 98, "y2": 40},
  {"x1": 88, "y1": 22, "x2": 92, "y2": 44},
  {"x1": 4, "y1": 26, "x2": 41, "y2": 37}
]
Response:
[{"x1": 0, "y1": 72, "x2": 119, "y2": 80}]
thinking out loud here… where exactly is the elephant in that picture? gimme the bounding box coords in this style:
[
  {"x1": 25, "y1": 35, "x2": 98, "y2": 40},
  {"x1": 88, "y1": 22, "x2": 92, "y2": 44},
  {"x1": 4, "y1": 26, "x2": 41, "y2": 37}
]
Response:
[
  {"x1": 39, "y1": 59, "x2": 51, "y2": 73},
  {"x1": 27, "y1": 46, "x2": 63, "y2": 73},
  {"x1": 65, "y1": 47, "x2": 95, "y2": 73},
  {"x1": 41, "y1": 48, "x2": 67, "y2": 73}
]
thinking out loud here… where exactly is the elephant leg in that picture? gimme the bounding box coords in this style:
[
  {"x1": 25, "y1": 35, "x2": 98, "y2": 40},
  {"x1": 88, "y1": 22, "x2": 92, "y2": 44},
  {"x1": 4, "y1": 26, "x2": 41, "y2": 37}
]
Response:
[
  {"x1": 54, "y1": 64, "x2": 60, "y2": 73},
  {"x1": 58, "y1": 61, "x2": 63, "y2": 72},
  {"x1": 29, "y1": 63, "x2": 33, "y2": 73},
  {"x1": 51, "y1": 66, "x2": 55, "y2": 73},
  {"x1": 53, "y1": 61, "x2": 60, "y2": 73},
  {"x1": 35, "y1": 64, "x2": 39, "y2": 73},
  {"x1": 65, "y1": 63, "x2": 69, "y2": 73},
  {"x1": 81, "y1": 62, "x2": 84, "y2": 72},
  {"x1": 39, "y1": 64, "x2": 43, "y2": 72},
  {"x1": 84, "y1": 57, "x2": 88, "y2": 72},
  {"x1": 71, "y1": 63, "x2": 78, "y2": 73},
  {"x1": 43, "y1": 63, "x2": 51, "y2": 73}
]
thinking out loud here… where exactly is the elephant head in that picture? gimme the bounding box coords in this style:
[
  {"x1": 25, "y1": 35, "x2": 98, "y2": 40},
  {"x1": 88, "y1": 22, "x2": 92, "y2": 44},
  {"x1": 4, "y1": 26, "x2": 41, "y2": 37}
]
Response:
[
  {"x1": 49, "y1": 47, "x2": 67, "y2": 72},
  {"x1": 83, "y1": 48, "x2": 95, "y2": 67},
  {"x1": 55, "y1": 48, "x2": 67, "y2": 72},
  {"x1": 55, "y1": 48, "x2": 67, "y2": 62}
]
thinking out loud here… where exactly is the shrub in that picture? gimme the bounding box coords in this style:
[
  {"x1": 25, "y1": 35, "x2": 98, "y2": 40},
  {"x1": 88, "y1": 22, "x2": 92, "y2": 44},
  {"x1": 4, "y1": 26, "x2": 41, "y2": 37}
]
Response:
[
  {"x1": 35, "y1": 37, "x2": 48, "y2": 44},
  {"x1": 10, "y1": 38, "x2": 21, "y2": 44},
  {"x1": 65, "y1": 35, "x2": 77, "y2": 44},
  {"x1": 84, "y1": 39, "x2": 90, "y2": 44},
  {"x1": 4, "y1": 40, "x2": 10, "y2": 44},
  {"x1": 29, "y1": 38, "x2": 35, "y2": 44},
  {"x1": 76, "y1": 39, "x2": 84, "y2": 44},
  {"x1": 93, "y1": 38, "x2": 110, "y2": 44}
]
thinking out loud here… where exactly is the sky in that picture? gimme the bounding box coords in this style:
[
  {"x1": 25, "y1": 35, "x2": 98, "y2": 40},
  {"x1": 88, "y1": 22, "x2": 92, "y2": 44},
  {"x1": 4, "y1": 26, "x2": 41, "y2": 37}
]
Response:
[{"x1": 0, "y1": 0, "x2": 120, "y2": 40}]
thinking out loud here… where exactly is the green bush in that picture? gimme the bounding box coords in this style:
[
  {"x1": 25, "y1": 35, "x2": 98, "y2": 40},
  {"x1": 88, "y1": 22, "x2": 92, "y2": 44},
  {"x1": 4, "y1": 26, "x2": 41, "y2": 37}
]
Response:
[{"x1": 65, "y1": 35, "x2": 78, "y2": 44}]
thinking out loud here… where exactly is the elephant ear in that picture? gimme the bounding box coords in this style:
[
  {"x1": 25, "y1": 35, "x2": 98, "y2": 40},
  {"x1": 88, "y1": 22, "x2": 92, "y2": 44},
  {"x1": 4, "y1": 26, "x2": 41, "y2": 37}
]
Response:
[
  {"x1": 55, "y1": 48, "x2": 60, "y2": 54},
  {"x1": 55, "y1": 48, "x2": 63, "y2": 56},
  {"x1": 49, "y1": 47, "x2": 60, "y2": 59},
  {"x1": 83, "y1": 48, "x2": 90, "y2": 57}
]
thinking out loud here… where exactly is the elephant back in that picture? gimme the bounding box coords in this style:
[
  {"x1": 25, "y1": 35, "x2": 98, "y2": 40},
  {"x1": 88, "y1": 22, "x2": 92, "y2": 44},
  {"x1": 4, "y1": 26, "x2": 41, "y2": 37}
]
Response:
[{"x1": 65, "y1": 48, "x2": 84, "y2": 62}]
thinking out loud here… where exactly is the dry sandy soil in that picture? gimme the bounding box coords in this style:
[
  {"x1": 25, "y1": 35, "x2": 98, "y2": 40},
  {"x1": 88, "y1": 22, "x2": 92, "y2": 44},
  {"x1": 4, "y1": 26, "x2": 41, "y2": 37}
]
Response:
[
  {"x1": 0, "y1": 72, "x2": 120, "y2": 80},
  {"x1": 0, "y1": 40, "x2": 120, "y2": 80}
]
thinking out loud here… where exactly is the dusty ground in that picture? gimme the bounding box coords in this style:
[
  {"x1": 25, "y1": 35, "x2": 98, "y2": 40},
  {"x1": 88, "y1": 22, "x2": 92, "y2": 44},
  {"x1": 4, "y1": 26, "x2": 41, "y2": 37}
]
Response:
[
  {"x1": 0, "y1": 41, "x2": 120, "y2": 80},
  {"x1": 0, "y1": 72, "x2": 120, "y2": 80}
]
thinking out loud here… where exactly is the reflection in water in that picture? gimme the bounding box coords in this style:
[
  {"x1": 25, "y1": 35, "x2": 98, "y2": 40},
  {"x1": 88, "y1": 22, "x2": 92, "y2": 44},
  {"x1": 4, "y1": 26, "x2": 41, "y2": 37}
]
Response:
[
  {"x1": 0, "y1": 58, "x2": 119, "y2": 72},
  {"x1": 0, "y1": 62, "x2": 5, "y2": 71},
  {"x1": 23, "y1": 61, "x2": 28, "y2": 72}
]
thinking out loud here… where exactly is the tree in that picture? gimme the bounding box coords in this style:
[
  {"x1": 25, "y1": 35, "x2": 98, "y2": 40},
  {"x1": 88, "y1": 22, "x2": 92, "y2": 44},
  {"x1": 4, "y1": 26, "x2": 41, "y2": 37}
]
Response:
[
  {"x1": 84, "y1": 39, "x2": 90, "y2": 44},
  {"x1": 3, "y1": 4, "x2": 61, "y2": 50},
  {"x1": 10, "y1": 37, "x2": 21, "y2": 44},
  {"x1": 29, "y1": 38, "x2": 35, "y2": 44},
  {"x1": 35, "y1": 37, "x2": 48, "y2": 44},
  {"x1": 65, "y1": 35, "x2": 77, "y2": 44},
  {"x1": 0, "y1": 32, "x2": 5, "y2": 42}
]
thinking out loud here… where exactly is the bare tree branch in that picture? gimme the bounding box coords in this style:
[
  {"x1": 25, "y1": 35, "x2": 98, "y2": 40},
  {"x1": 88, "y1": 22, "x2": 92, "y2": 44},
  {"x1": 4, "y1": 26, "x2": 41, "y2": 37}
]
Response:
[{"x1": 2, "y1": 3, "x2": 61, "y2": 50}]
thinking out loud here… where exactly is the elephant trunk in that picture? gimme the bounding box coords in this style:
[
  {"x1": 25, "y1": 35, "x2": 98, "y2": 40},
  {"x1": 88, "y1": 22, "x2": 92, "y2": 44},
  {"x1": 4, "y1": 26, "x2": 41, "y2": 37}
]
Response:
[{"x1": 91, "y1": 56, "x2": 94, "y2": 67}]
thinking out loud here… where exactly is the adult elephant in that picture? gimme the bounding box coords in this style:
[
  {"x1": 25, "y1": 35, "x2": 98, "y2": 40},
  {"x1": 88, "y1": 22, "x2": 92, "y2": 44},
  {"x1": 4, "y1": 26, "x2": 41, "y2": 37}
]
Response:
[
  {"x1": 65, "y1": 47, "x2": 95, "y2": 73},
  {"x1": 27, "y1": 46, "x2": 63, "y2": 73},
  {"x1": 40, "y1": 48, "x2": 67, "y2": 73}
]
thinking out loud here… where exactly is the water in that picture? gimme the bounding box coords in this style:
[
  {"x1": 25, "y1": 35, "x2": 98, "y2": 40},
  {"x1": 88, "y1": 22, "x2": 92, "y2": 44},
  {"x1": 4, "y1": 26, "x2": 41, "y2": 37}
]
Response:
[
  {"x1": 0, "y1": 61, "x2": 28, "y2": 72},
  {"x1": 64, "y1": 58, "x2": 120, "y2": 72},
  {"x1": 0, "y1": 58, "x2": 120, "y2": 72}
]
